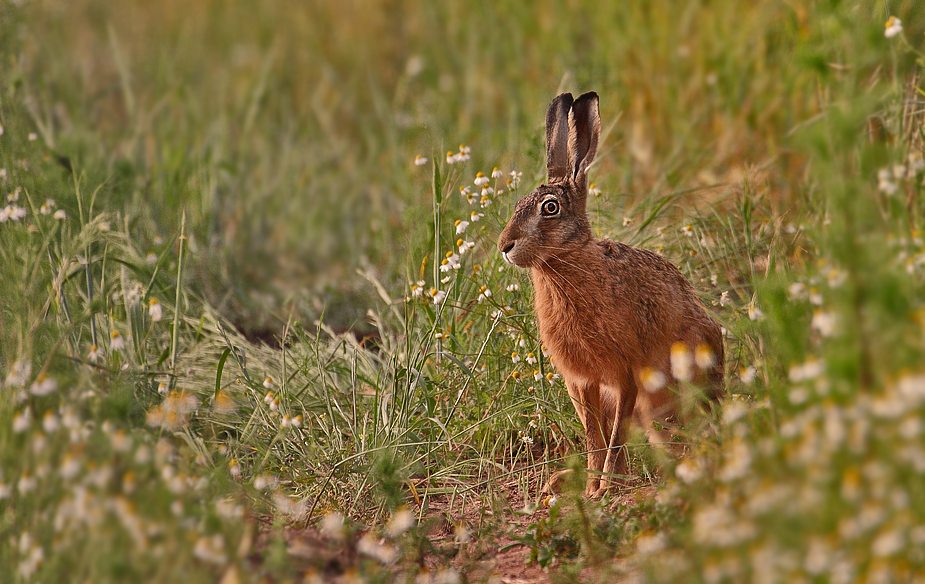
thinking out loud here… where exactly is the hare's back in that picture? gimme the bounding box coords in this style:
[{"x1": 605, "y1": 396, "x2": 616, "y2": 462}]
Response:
[{"x1": 598, "y1": 240, "x2": 696, "y2": 299}]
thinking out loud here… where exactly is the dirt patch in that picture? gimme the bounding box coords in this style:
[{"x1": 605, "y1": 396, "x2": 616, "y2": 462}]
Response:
[{"x1": 252, "y1": 469, "x2": 656, "y2": 583}]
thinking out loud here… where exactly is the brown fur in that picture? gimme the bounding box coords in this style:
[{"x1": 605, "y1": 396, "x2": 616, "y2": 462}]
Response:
[{"x1": 497, "y1": 92, "x2": 724, "y2": 496}]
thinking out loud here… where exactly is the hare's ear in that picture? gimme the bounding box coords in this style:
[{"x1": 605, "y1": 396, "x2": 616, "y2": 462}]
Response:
[
  {"x1": 546, "y1": 93, "x2": 574, "y2": 182},
  {"x1": 568, "y1": 91, "x2": 600, "y2": 184}
]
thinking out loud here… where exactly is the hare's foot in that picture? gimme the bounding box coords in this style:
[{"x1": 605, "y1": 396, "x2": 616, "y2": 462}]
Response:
[
  {"x1": 543, "y1": 469, "x2": 572, "y2": 494},
  {"x1": 543, "y1": 469, "x2": 602, "y2": 496},
  {"x1": 590, "y1": 476, "x2": 631, "y2": 499}
]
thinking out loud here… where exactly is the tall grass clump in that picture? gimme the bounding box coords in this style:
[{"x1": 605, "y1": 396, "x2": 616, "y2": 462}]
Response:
[
  {"x1": 628, "y1": 9, "x2": 925, "y2": 584},
  {"x1": 3, "y1": 0, "x2": 925, "y2": 582}
]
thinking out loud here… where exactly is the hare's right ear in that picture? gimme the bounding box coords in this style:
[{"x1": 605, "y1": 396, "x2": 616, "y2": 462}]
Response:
[
  {"x1": 567, "y1": 91, "x2": 600, "y2": 185},
  {"x1": 546, "y1": 93, "x2": 574, "y2": 182}
]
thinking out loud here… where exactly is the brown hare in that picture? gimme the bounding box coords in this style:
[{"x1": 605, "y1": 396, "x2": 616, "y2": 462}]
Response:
[{"x1": 497, "y1": 92, "x2": 724, "y2": 497}]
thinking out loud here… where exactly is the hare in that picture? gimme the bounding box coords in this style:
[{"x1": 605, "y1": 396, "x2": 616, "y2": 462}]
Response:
[{"x1": 497, "y1": 92, "x2": 724, "y2": 497}]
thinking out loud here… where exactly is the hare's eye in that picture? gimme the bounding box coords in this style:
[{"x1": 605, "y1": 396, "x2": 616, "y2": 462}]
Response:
[{"x1": 541, "y1": 199, "x2": 560, "y2": 216}]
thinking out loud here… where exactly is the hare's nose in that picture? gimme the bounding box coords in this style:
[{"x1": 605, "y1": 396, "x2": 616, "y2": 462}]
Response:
[{"x1": 501, "y1": 241, "x2": 515, "y2": 254}]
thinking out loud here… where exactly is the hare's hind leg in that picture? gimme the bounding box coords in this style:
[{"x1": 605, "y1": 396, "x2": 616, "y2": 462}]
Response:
[
  {"x1": 596, "y1": 372, "x2": 639, "y2": 496},
  {"x1": 564, "y1": 376, "x2": 607, "y2": 496}
]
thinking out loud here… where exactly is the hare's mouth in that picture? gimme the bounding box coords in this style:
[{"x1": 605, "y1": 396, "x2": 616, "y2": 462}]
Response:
[{"x1": 502, "y1": 251, "x2": 514, "y2": 265}]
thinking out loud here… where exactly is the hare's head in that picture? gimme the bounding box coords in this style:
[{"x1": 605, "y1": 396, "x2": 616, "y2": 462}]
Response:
[{"x1": 498, "y1": 92, "x2": 601, "y2": 268}]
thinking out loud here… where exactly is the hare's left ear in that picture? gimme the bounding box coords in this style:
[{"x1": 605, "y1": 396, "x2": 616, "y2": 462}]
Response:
[
  {"x1": 568, "y1": 92, "x2": 600, "y2": 185},
  {"x1": 546, "y1": 93, "x2": 574, "y2": 182}
]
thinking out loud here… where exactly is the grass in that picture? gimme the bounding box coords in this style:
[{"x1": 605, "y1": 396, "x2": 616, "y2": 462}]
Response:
[{"x1": 1, "y1": 0, "x2": 925, "y2": 582}]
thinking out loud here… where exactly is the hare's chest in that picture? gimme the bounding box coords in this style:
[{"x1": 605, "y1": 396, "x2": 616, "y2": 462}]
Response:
[{"x1": 532, "y1": 279, "x2": 624, "y2": 379}]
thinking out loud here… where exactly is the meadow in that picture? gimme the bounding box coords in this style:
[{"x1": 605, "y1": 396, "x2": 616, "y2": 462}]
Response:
[{"x1": 1, "y1": 0, "x2": 924, "y2": 582}]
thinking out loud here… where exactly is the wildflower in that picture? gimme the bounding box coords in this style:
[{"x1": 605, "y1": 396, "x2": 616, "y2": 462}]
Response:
[
  {"x1": 0, "y1": 204, "x2": 27, "y2": 222},
  {"x1": 722, "y1": 400, "x2": 749, "y2": 425},
  {"x1": 827, "y1": 269, "x2": 847, "y2": 288},
  {"x1": 491, "y1": 167, "x2": 503, "y2": 179},
  {"x1": 386, "y1": 507, "x2": 416, "y2": 537},
  {"x1": 509, "y1": 170, "x2": 523, "y2": 188},
  {"x1": 526, "y1": 352, "x2": 537, "y2": 365},
  {"x1": 623, "y1": 217, "x2": 634, "y2": 227},
  {"x1": 357, "y1": 533, "x2": 398, "y2": 564},
  {"x1": 431, "y1": 288, "x2": 447, "y2": 305},
  {"x1": 148, "y1": 298, "x2": 163, "y2": 322},
  {"x1": 253, "y1": 473, "x2": 279, "y2": 490},
  {"x1": 13, "y1": 409, "x2": 30, "y2": 433},
  {"x1": 86, "y1": 344, "x2": 104, "y2": 363},
  {"x1": 228, "y1": 459, "x2": 241, "y2": 478},
  {"x1": 640, "y1": 367, "x2": 667, "y2": 392},
  {"x1": 31, "y1": 373, "x2": 58, "y2": 396},
  {"x1": 506, "y1": 283, "x2": 519, "y2": 292},
  {"x1": 410, "y1": 280, "x2": 425, "y2": 298},
  {"x1": 414, "y1": 155, "x2": 428, "y2": 166},
  {"x1": 263, "y1": 376, "x2": 275, "y2": 389},
  {"x1": 809, "y1": 287, "x2": 823, "y2": 306},
  {"x1": 545, "y1": 372, "x2": 560, "y2": 382},
  {"x1": 533, "y1": 370, "x2": 542, "y2": 382},
  {"x1": 470, "y1": 211, "x2": 484, "y2": 222},
  {"x1": 269, "y1": 398, "x2": 279, "y2": 412},
  {"x1": 739, "y1": 366, "x2": 757, "y2": 385},
  {"x1": 480, "y1": 194, "x2": 492, "y2": 208},
  {"x1": 710, "y1": 274, "x2": 719, "y2": 286},
  {"x1": 42, "y1": 411, "x2": 59, "y2": 433},
  {"x1": 675, "y1": 458, "x2": 702, "y2": 484},
  {"x1": 670, "y1": 342, "x2": 693, "y2": 382},
  {"x1": 60, "y1": 453, "x2": 81, "y2": 479},
  {"x1": 457, "y1": 144, "x2": 471, "y2": 161},
  {"x1": 789, "y1": 358, "x2": 824, "y2": 382},
  {"x1": 908, "y1": 153, "x2": 925, "y2": 176},
  {"x1": 321, "y1": 511, "x2": 346, "y2": 540},
  {"x1": 747, "y1": 303, "x2": 764, "y2": 321},
  {"x1": 884, "y1": 16, "x2": 903, "y2": 38},
  {"x1": 40, "y1": 200, "x2": 56, "y2": 215},
  {"x1": 193, "y1": 535, "x2": 228, "y2": 565},
  {"x1": 17, "y1": 533, "x2": 43, "y2": 580},
  {"x1": 477, "y1": 286, "x2": 491, "y2": 302},
  {"x1": 28, "y1": 132, "x2": 37, "y2": 141},
  {"x1": 157, "y1": 382, "x2": 169, "y2": 395},
  {"x1": 446, "y1": 151, "x2": 456, "y2": 164},
  {"x1": 212, "y1": 390, "x2": 237, "y2": 415},
  {"x1": 788, "y1": 282, "x2": 807, "y2": 300},
  {"x1": 18, "y1": 473, "x2": 37, "y2": 494},
  {"x1": 455, "y1": 522, "x2": 472, "y2": 543},
  {"x1": 511, "y1": 352, "x2": 521, "y2": 364},
  {"x1": 589, "y1": 184, "x2": 602, "y2": 196},
  {"x1": 636, "y1": 532, "x2": 668, "y2": 556},
  {"x1": 5, "y1": 359, "x2": 31, "y2": 387},
  {"x1": 877, "y1": 168, "x2": 898, "y2": 195},
  {"x1": 110, "y1": 330, "x2": 125, "y2": 351},
  {"x1": 811, "y1": 310, "x2": 837, "y2": 337},
  {"x1": 681, "y1": 225, "x2": 694, "y2": 237},
  {"x1": 474, "y1": 172, "x2": 489, "y2": 186},
  {"x1": 146, "y1": 390, "x2": 199, "y2": 430},
  {"x1": 718, "y1": 437, "x2": 752, "y2": 482},
  {"x1": 291, "y1": 414, "x2": 303, "y2": 427},
  {"x1": 511, "y1": 371, "x2": 522, "y2": 381},
  {"x1": 455, "y1": 219, "x2": 469, "y2": 234}
]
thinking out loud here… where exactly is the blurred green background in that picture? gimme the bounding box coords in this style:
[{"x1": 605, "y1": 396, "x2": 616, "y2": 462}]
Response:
[
  {"x1": 3, "y1": 1, "x2": 925, "y2": 581},
  {"x1": 7, "y1": 0, "x2": 873, "y2": 336}
]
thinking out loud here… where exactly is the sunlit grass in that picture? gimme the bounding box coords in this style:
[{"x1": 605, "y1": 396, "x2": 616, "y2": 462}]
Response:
[{"x1": 1, "y1": 0, "x2": 925, "y2": 582}]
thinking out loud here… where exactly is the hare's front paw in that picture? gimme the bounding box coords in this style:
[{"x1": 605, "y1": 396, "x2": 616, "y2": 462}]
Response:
[{"x1": 542, "y1": 469, "x2": 572, "y2": 494}]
